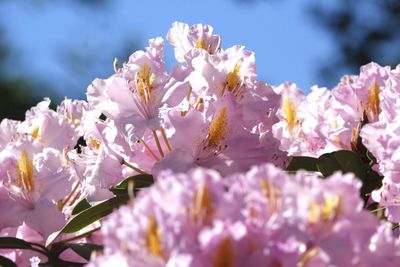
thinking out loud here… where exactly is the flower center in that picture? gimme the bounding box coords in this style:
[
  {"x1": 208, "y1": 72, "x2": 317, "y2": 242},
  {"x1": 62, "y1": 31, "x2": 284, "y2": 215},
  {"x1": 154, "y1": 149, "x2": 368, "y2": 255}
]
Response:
[
  {"x1": 145, "y1": 216, "x2": 162, "y2": 257},
  {"x1": 16, "y1": 150, "x2": 35, "y2": 192},
  {"x1": 282, "y1": 96, "x2": 297, "y2": 131},
  {"x1": 195, "y1": 39, "x2": 212, "y2": 53},
  {"x1": 193, "y1": 184, "x2": 213, "y2": 221},
  {"x1": 213, "y1": 236, "x2": 234, "y2": 267},
  {"x1": 208, "y1": 107, "x2": 228, "y2": 147},
  {"x1": 366, "y1": 81, "x2": 381, "y2": 119},
  {"x1": 136, "y1": 63, "x2": 155, "y2": 104},
  {"x1": 225, "y1": 62, "x2": 242, "y2": 96},
  {"x1": 308, "y1": 194, "x2": 341, "y2": 224}
]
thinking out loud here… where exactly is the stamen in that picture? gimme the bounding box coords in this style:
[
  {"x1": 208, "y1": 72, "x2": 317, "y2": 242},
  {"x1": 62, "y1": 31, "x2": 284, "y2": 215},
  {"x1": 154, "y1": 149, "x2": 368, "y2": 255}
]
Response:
[
  {"x1": 59, "y1": 181, "x2": 81, "y2": 211},
  {"x1": 122, "y1": 159, "x2": 147, "y2": 174},
  {"x1": 187, "y1": 86, "x2": 193, "y2": 101},
  {"x1": 135, "y1": 63, "x2": 155, "y2": 104},
  {"x1": 297, "y1": 247, "x2": 319, "y2": 267},
  {"x1": 160, "y1": 127, "x2": 172, "y2": 152},
  {"x1": 113, "y1": 57, "x2": 119, "y2": 73},
  {"x1": 194, "y1": 97, "x2": 204, "y2": 111},
  {"x1": 153, "y1": 130, "x2": 165, "y2": 158},
  {"x1": 140, "y1": 139, "x2": 160, "y2": 161}
]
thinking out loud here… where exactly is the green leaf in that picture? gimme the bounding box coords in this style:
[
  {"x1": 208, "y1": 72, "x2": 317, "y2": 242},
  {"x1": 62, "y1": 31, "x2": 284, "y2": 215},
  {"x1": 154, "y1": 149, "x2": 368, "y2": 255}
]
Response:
[
  {"x1": 114, "y1": 174, "x2": 154, "y2": 189},
  {"x1": 110, "y1": 174, "x2": 154, "y2": 195},
  {"x1": 0, "y1": 255, "x2": 17, "y2": 267},
  {"x1": 71, "y1": 198, "x2": 92, "y2": 215},
  {"x1": 0, "y1": 237, "x2": 32, "y2": 250},
  {"x1": 65, "y1": 243, "x2": 103, "y2": 261},
  {"x1": 46, "y1": 195, "x2": 129, "y2": 246},
  {"x1": 286, "y1": 156, "x2": 318, "y2": 172},
  {"x1": 317, "y1": 150, "x2": 366, "y2": 179}
]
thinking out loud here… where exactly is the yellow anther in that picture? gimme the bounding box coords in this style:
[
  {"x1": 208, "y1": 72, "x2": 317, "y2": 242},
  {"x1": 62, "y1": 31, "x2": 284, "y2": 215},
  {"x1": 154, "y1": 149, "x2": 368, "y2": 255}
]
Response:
[
  {"x1": 88, "y1": 137, "x2": 101, "y2": 151},
  {"x1": 193, "y1": 184, "x2": 213, "y2": 221},
  {"x1": 213, "y1": 236, "x2": 234, "y2": 267},
  {"x1": 308, "y1": 195, "x2": 342, "y2": 224},
  {"x1": 366, "y1": 81, "x2": 381, "y2": 119},
  {"x1": 297, "y1": 247, "x2": 319, "y2": 267},
  {"x1": 226, "y1": 62, "x2": 242, "y2": 93},
  {"x1": 17, "y1": 150, "x2": 35, "y2": 192},
  {"x1": 145, "y1": 216, "x2": 162, "y2": 257},
  {"x1": 136, "y1": 63, "x2": 155, "y2": 102},
  {"x1": 31, "y1": 126, "x2": 40, "y2": 140},
  {"x1": 282, "y1": 96, "x2": 297, "y2": 131},
  {"x1": 195, "y1": 39, "x2": 211, "y2": 53},
  {"x1": 208, "y1": 107, "x2": 228, "y2": 146}
]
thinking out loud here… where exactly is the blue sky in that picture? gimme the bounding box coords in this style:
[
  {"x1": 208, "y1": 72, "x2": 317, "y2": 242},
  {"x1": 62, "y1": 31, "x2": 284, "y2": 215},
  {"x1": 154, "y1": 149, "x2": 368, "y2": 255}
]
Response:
[{"x1": 0, "y1": 0, "x2": 334, "y2": 99}]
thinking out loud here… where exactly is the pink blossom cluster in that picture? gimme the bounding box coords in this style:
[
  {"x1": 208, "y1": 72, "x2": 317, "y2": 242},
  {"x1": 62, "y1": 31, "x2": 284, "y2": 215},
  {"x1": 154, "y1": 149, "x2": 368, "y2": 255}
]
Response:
[
  {"x1": 0, "y1": 98, "x2": 88, "y2": 264},
  {"x1": 1, "y1": 21, "x2": 400, "y2": 266},
  {"x1": 272, "y1": 63, "x2": 391, "y2": 157},
  {"x1": 271, "y1": 63, "x2": 400, "y2": 222},
  {"x1": 88, "y1": 164, "x2": 400, "y2": 267}
]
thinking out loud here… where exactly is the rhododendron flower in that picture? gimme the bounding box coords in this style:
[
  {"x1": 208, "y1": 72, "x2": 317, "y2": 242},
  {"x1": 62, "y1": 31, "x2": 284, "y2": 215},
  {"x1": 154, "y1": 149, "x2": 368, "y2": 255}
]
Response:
[
  {"x1": 88, "y1": 164, "x2": 400, "y2": 266},
  {"x1": 167, "y1": 22, "x2": 221, "y2": 64},
  {"x1": 18, "y1": 98, "x2": 80, "y2": 151},
  {"x1": 0, "y1": 137, "x2": 73, "y2": 238}
]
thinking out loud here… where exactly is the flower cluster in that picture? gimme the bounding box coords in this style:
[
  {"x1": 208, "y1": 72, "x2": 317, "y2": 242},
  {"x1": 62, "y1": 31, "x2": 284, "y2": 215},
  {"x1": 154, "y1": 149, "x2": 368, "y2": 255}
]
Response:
[
  {"x1": 272, "y1": 63, "x2": 391, "y2": 157},
  {"x1": 88, "y1": 164, "x2": 400, "y2": 267},
  {"x1": 1, "y1": 21, "x2": 400, "y2": 266}
]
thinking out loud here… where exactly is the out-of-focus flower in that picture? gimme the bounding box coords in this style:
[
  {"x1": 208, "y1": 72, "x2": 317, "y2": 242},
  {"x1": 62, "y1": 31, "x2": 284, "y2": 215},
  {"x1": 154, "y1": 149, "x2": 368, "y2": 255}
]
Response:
[{"x1": 88, "y1": 164, "x2": 400, "y2": 266}]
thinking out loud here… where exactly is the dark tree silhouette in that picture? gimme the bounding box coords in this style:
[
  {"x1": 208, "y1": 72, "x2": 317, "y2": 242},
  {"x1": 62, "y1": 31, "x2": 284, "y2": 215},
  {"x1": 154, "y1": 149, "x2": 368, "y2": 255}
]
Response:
[
  {"x1": 232, "y1": 0, "x2": 400, "y2": 86},
  {"x1": 0, "y1": 0, "x2": 135, "y2": 120},
  {"x1": 309, "y1": 0, "x2": 400, "y2": 85}
]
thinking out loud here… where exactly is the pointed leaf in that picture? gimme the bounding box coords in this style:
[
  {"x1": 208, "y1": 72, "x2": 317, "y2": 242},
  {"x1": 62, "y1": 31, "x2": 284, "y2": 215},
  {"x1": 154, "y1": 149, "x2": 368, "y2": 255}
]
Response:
[
  {"x1": 110, "y1": 174, "x2": 154, "y2": 195},
  {"x1": 46, "y1": 195, "x2": 129, "y2": 246},
  {"x1": 71, "y1": 198, "x2": 92, "y2": 215},
  {"x1": 0, "y1": 255, "x2": 17, "y2": 267},
  {"x1": 65, "y1": 243, "x2": 103, "y2": 261},
  {"x1": 317, "y1": 150, "x2": 366, "y2": 179},
  {"x1": 0, "y1": 237, "x2": 32, "y2": 250},
  {"x1": 286, "y1": 156, "x2": 318, "y2": 172}
]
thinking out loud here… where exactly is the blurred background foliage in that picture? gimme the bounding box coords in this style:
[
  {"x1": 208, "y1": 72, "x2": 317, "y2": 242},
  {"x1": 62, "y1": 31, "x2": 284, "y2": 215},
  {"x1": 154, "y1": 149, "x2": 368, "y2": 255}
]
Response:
[{"x1": 0, "y1": 0, "x2": 399, "y2": 120}]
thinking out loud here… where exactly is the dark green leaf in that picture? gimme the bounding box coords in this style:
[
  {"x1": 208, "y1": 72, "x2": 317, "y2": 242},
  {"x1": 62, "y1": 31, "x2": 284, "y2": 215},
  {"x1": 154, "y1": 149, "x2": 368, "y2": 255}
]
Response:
[
  {"x1": 63, "y1": 195, "x2": 129, "y2": 233},
  {"x1": 286, "y1": 156, "x2": 318, "y2": 172},
  {"x1": 0, "y1": 237, "x2": 32, "y2": 250},
  {"x1": 114, "y1": 174, "x2": 154, "y2": 189},
  {"x1": 110, "y1": 174, "x2": 154, "y2": 195},
  {"x1": 46, "y1": 195, "x2": 129, "y2": 246},
  {"x1": 71, "y1": 198, "x2": 92, "y2": 215},
  {"x1": 317, "y1": 150, "x2": 366, "y2": 179},
  {"x1": 0, "y1": 255, "x2": 17, "y2": 267},
  {"x1": 360, "y1": 169, "x2": 383, "y2": 203},
  {"x1": 65, "y1": 243, "x2": 103, "y2": 261}
]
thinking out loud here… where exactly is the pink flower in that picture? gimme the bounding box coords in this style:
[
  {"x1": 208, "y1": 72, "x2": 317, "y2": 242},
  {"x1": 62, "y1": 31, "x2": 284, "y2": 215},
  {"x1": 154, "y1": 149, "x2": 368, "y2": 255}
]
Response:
[
  {"x1": 0, "y1": 137, "x2": 73, "y2": 238},
  {"x1": 167, "y1": 22, "x2": 221, "y2": 64}
]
